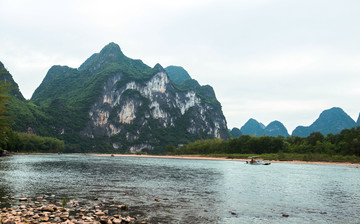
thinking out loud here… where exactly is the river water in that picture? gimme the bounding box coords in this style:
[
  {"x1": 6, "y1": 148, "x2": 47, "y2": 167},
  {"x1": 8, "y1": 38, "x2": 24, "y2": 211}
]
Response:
[{"x1": 0, "y1": 154, "x2": 359, "y2": 223}]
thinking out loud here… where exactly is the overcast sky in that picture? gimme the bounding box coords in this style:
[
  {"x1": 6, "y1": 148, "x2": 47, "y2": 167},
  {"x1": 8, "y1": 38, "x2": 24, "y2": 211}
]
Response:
[{"x1": 1, "y1": 0, "x2": 359, "y2": 133}]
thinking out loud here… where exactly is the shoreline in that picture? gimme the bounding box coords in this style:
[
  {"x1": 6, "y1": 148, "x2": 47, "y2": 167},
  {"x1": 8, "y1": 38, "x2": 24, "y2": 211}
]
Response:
[{"x1": 90, "y1": 154, "x2": 360, "y2": 166}]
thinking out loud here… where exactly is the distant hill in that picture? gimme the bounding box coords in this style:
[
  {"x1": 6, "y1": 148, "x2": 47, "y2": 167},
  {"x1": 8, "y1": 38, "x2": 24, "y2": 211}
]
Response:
[
  {"x1": 264, "y1": 120, "x2": 289, "y2": 137},
  {"x1": 292, "y1": 107, "x2": 357, "y2": 137},
  {"x1": 236, "y1": 119, "x2": 289, "y2": 137},
  {"x1": 0, "y1": 62, "x2": 47, "y2": 133},
  {"x1": 165, "y1": 66, "x2": 191, "y2": 85},
  {"x1": 240, "y1": 118, "x2": 265, "y2": 136},
  {"x1": 357, "y1": 113, "x2": 360, "y2": 126},
  {"x1": 0, "y1": 62, "x2": 25, "y2": 100},
  {"x1": 230, "y1": 127, "x2": 242, "y2": 138}
]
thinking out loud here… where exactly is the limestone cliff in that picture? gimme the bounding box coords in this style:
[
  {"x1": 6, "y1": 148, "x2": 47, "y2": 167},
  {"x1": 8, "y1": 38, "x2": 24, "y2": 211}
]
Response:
[{"x1": 31, "y1": 43, "x2": 228, "y2": 153}]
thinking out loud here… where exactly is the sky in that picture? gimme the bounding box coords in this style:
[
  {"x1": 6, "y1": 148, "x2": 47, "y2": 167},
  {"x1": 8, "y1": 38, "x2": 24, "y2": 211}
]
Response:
[{"x1": 0, "y1": 0, "x2": 359, "y2": 133}]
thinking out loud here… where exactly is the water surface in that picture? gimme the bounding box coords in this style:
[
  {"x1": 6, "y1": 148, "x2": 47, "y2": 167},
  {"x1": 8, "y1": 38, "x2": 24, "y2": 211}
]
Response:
[{"x1": 0, "y1": 154, "x2": 359, "y2": 223}]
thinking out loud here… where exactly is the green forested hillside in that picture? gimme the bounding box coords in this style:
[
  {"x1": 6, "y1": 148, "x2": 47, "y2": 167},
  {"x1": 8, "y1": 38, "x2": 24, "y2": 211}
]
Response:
[{"x1": 0, "y1": 66, "x2": 64, "y2": 153}]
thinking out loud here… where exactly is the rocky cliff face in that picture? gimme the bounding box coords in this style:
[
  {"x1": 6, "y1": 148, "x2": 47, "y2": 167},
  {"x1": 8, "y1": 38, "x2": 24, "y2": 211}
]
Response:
[
  {"x1": 292, "y1": 107, "x2": 357, "y2": 137},
  {"x1": 30, "y1": 43, "x2": 228, "y2": 152}
]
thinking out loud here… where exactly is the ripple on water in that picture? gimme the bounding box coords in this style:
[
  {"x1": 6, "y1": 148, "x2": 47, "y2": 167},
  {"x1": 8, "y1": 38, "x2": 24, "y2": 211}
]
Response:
[{"x1": 0, "y1": 155, "x2": 360, "y2": 223}]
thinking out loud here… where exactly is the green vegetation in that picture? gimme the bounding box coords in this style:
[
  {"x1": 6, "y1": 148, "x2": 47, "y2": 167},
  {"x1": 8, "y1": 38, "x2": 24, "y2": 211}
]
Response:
[
  {"x1": 167, "y1": 127, "x2": 360, "y2": 163},
  {"x1": 61, "y1": 198, "x2": 67, "y2": 208},
  {"x1": 1, "y1": 43, "x2": 229, "y2": 153},
  {"x1": 0, "y1": 81, "x2": 11, "y2": 151},
  {"x1": 2, "y1": 131, "x2": 65, "y2": 153},
  {"x1": 164, "y1": 65, "x2": 191, "y2": 85},
  {"x1": 0, "y1": 68, "x2": 65, "y2": 154}
]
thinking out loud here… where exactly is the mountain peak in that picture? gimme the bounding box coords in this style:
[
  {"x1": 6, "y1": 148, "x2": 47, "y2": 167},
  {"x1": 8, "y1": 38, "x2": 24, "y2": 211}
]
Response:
[
  {"x1": 99, "y1": 42, "x2": 124, "y2": 58},
  {"x1": 240, "y1": 118, "x2": 265, "y2": 136},
  {"x1": 265, "y1": 120, "x2": 289, "y2": 137},
  {"x1": 230, "y1": 127, "x2": 242, "y2": 138},
  {"x1": 0, "y1": 61, "x2": 25, "y2": 100},
  {"x1": 292, "y1": 107, "x2": 356, "y2": 137},
  {"x1": 153, "y1": 63, "x2": 164, "y2": 72},
  {"x1": 357, "y1": 112, "x2": 360, "y2": 125},
  {"x1": 165, "y1": 66, "x2": 191, "y2": 85},
  {"x1": 79, "y1": 42, "x2": 126, "y2": 71}
]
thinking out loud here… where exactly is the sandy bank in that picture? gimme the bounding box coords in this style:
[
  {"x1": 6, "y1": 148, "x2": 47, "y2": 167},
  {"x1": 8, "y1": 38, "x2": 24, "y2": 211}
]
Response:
[{"x1": 90, "y1": 154, "x2": 360, "y2": 166}]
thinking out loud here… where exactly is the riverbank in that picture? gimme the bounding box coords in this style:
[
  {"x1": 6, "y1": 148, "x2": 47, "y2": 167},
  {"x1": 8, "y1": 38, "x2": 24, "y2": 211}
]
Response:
[
  {"x1": 90, "y1": 154, "x2": 360, "y2": 166},
  {"x1": 8, "y1": 152, "x2": 360, "y2": 166},
  {"x1": 0, "y1": 195, "x2": 144, "y2": 224}
]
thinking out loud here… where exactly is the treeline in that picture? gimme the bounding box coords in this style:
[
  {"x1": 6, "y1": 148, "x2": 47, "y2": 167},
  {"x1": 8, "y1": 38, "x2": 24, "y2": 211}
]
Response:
[
  {"x1": 167, "y1": 127, "x2": 360, "y2": 158},
  {"x1": 1, "y1": 130, "x2": 65, "y2": 153}
]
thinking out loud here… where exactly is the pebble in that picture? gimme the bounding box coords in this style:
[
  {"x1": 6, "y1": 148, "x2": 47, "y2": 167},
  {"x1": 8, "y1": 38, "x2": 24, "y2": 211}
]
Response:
[
  {"x1": 0, "y1": 196, "x2": 140, "y2": 224},
  {"x1": 113, "y1": 218, "x2": 121, "y2": 224}
]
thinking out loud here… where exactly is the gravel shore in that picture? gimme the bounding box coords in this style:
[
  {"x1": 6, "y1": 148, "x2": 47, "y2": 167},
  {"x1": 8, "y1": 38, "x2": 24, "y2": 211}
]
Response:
[{"x1": 0, "y1": 195, "x2": 147, "y2": 224}]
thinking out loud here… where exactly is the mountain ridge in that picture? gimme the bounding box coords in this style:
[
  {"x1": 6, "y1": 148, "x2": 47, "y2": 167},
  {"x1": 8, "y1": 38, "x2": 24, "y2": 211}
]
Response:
[
  {"x1": 240, "y1": 118, "x2": 265, "y2": 136},
  {"x1": 292, "y1": 107, "x2": 357, "y2": 137},
  {"x1": 265, "y1": 120, "x2": 289, "y2": 137},
  {"x1": 27, "y1": 42, "x2": 229, "y2": 152}
]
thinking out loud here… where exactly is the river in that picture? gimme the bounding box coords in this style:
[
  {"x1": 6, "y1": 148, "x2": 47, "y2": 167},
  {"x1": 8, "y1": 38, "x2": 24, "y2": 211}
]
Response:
[{"x1": 0, "y1": 154, "x2": 359, "y2": 223}]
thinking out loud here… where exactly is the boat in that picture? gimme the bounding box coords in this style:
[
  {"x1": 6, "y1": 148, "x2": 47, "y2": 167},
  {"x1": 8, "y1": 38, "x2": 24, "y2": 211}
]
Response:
[
  {"x1": 246, "y1": 156, "x2": 271, "y2": 165},
  {"x1": 0, "y1": 150, "x2": 10, "y2": 157}
]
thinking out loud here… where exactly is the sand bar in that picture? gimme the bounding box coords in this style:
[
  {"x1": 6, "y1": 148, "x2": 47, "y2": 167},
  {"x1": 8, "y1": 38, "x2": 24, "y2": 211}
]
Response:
[{"x1": 90, "y1": 154, "x2": 360, "y2": 166}]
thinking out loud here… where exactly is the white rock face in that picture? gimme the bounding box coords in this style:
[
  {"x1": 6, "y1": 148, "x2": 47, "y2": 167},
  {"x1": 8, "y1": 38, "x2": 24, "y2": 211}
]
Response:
[
  {"x1": 129, "y1": 144, "x2": 153, "y2": 153},
  {"x1": 109, "y1": 124, "x2": 120, "y2": 135},
  {"x1": 125, "y1": 72, "x2": 169, "y2": 100},
  {"x1": 176, "y1": 91, "x2": 201, "y2": 115},
  {"x1": 84, "y1": 70, "x2": 228, "y2": 151},
  {"x1": 214, "y1": 122, "x2": 221, "y2": 138},
  {"x1": 119, "y1": 101, "x2": 136, "y2": 124},
  {"x1": 126, "y1": 81, "x2": 137, "y2": 90},
  {"x1": 94, "y1": 110, "x2": 109, "y2": 127},
  {"x1": 150, "y1": 101, "x2": 167, "y2": 119}
]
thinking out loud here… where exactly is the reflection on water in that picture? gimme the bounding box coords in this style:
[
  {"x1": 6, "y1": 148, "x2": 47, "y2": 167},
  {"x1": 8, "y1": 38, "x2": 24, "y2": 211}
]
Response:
[{"x1": 0, "y1": 155, "x2": 360, "y2": 223}]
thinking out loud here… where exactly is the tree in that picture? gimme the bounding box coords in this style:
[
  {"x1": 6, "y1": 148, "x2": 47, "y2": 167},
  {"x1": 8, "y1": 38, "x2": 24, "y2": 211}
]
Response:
[
  {"x1": 306, "y1": 132, "x2": 324, "y2": 146},
  {"x1": 0, "y1": 80, "x2": 11, "y2": 150}
]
